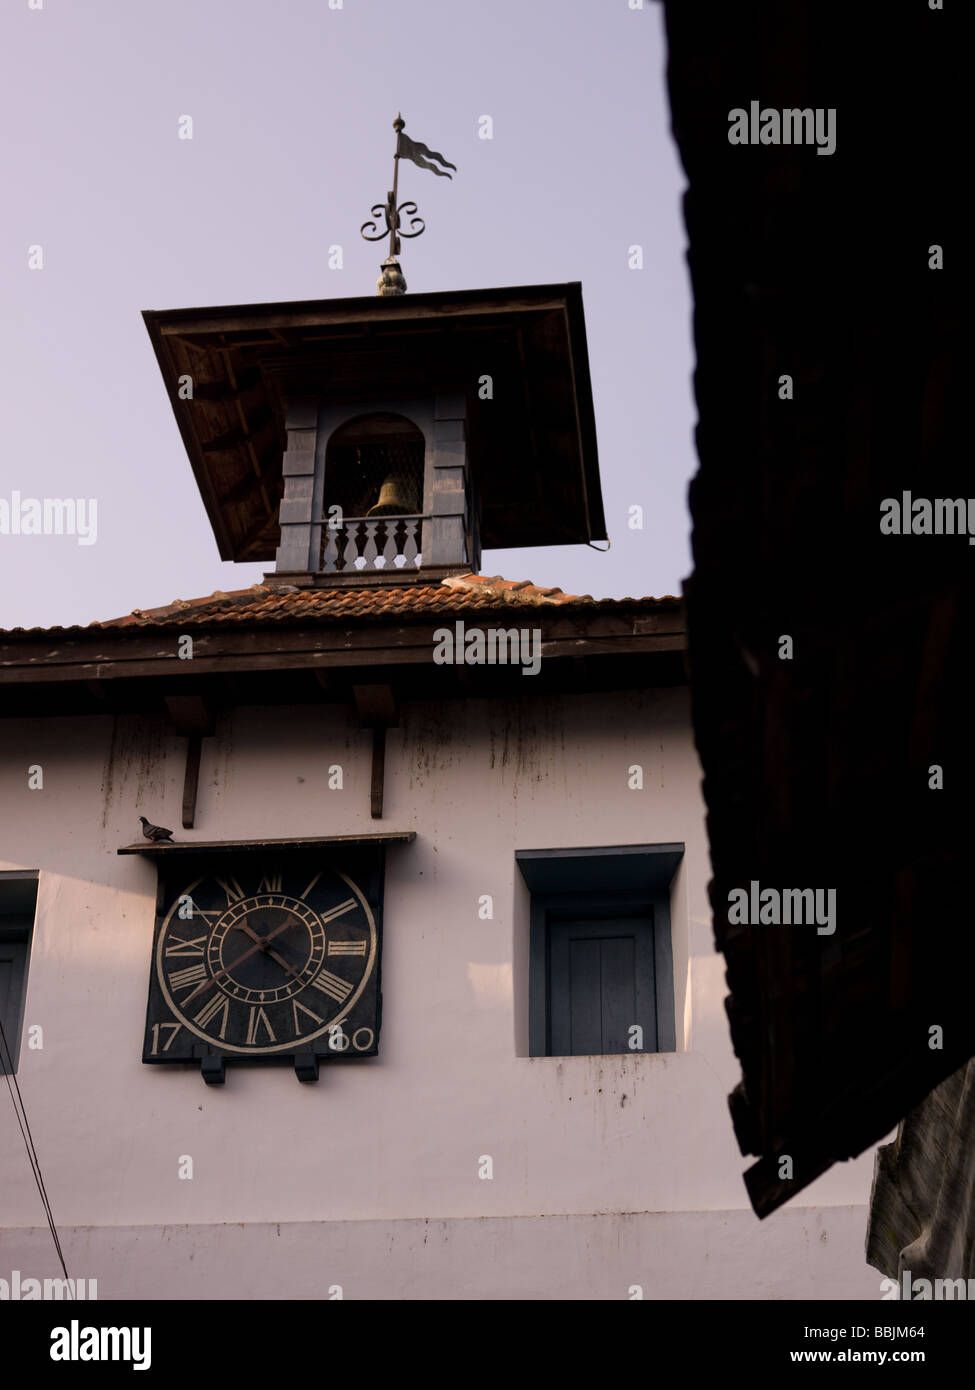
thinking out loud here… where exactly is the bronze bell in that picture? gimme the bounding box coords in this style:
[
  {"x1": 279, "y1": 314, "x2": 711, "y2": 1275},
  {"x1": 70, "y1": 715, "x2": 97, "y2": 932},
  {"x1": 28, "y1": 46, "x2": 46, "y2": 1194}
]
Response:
[{"x1": 367, "y1": 474, "x2": 414, "y2": 516}]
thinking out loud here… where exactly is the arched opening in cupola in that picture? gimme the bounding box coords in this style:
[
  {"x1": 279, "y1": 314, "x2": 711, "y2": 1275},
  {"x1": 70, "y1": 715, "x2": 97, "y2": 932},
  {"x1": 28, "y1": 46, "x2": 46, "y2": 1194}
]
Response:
[
  {"x1": 321, "y1": 413, "x2": 425, "y2": 571},
  {"x1": 324, "y1": 413, "x2": 424, "y2": 520}
]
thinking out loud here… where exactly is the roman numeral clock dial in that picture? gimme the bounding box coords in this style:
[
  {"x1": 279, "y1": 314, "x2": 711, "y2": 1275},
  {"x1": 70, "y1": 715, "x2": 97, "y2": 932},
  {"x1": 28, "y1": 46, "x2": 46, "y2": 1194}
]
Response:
[{"x1": 143, "y1": 859, "x2": 381, "y2": 1081}]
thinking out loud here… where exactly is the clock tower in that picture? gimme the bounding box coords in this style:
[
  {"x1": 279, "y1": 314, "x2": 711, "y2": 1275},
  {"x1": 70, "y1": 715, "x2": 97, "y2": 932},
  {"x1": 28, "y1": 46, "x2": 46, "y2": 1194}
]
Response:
[{"x1": 134, "y1": 280, "x2": 607, "y2": 1083}]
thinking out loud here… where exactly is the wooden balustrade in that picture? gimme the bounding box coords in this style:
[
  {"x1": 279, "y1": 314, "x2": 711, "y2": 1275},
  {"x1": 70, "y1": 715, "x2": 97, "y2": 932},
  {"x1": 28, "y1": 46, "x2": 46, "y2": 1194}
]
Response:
[{"x1": 320, "y1": 515, "x2": 424, "y2": 573}]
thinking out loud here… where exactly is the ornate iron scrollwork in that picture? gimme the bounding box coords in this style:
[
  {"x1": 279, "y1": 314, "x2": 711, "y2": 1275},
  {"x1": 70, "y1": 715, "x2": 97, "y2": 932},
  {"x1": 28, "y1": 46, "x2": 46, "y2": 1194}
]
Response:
[{"x1": 360, "y1": 195, "x2": 425, "y2": 257}]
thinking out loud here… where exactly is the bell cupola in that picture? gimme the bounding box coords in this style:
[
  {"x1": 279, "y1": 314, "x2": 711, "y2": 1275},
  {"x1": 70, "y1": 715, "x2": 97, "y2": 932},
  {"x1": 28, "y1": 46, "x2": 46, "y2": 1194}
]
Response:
[{"x1": 142, "y1": 282, "x2": 606, "y2": 586}]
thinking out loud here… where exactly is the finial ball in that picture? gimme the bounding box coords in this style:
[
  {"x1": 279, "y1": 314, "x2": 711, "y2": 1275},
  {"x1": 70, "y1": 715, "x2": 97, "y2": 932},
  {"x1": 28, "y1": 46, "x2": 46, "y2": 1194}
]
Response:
[{"x1": 377, "y1": 257, "x2": 407, "y2": 296}]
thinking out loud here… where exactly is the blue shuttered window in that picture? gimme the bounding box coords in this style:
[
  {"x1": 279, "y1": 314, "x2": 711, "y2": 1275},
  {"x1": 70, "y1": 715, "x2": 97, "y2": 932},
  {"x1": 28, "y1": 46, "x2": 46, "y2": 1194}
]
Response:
[
  {"x1": 549, "y1": 916, "x2": 657, "y2": 1056},
  {"x1": 516, "y1": 845, "x2": 682, "y2": 1059}
]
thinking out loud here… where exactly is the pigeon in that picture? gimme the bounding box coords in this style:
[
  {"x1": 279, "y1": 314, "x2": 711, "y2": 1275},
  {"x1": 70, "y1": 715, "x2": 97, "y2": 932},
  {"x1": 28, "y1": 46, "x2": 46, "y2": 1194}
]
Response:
[{"x1": 139, "y1": 816, "x2": 174, "y2": 843}]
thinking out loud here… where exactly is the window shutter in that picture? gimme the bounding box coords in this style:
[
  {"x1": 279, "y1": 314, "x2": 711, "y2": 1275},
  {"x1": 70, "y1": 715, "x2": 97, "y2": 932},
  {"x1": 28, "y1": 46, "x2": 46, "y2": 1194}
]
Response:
[{"x1": 549, "y1": 917, "x2": 656, "y2": 1057}]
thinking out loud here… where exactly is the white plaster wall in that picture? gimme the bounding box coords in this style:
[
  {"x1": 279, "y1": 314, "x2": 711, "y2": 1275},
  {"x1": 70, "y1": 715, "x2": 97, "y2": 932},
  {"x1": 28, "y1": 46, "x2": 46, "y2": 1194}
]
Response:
[
  {"x1": 3, "y1": 1206, "x2": 881, "y2": 1300},
  {"x1": 0, "y1": 687, "x2": 883, "y2": 1296}
]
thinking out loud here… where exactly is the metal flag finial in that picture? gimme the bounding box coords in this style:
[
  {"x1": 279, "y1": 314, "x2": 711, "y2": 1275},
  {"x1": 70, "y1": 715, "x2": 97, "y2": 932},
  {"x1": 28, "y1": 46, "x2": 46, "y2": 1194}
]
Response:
[{"x1": 360, "y1": 115, "x2": 457, "y2": 296}]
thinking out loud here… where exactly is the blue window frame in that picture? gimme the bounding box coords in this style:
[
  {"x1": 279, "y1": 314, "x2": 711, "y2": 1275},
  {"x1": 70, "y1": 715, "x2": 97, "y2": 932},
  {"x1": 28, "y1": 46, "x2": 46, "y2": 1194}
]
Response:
[
  {"x1": 0, "y1": 871, "x2": 38, "y2": 1075},
  {"x1": 516, "y1": 845, "x2": 682, "y2": 1058}
]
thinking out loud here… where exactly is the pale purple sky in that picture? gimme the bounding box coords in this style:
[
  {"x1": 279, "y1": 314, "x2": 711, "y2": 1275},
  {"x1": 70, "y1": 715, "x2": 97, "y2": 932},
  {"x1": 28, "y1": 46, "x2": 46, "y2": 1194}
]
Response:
[{"x1": 0, "y1": 0, "x2": 695, "y2": 631}]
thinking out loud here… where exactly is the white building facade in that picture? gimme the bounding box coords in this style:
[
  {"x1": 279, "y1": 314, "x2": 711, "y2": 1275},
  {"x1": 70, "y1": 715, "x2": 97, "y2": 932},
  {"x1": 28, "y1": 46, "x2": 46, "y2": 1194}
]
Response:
[
  {"x1": 0, "y1": 643, "x2": 883, "y2": 1300},
  {"x1": 0, "y1": 283, "x2": 882, "y2": 1300}
]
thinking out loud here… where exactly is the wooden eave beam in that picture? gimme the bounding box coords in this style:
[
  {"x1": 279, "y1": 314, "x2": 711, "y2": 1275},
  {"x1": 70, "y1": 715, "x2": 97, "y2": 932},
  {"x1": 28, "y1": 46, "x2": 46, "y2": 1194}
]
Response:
[
  {"x1": 0, "y1": 613, "x2": 686, "y2": 686},
  {"x1": 0, "y1": 635, "x2": 685, "y2": 685}
]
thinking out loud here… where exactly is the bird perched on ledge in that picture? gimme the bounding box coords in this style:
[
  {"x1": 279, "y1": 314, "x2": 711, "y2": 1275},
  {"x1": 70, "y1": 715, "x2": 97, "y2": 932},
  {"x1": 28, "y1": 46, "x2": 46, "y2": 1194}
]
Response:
[{"x1": 139, "y1": 815, "x2": 174, "y2": 843}]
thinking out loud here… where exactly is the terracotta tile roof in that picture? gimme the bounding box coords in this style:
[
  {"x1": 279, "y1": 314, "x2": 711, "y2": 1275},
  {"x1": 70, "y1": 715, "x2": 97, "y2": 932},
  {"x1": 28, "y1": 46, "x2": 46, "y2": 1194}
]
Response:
[{"x1": 2, "y1": 574, "x2": 679, "y2": 636}]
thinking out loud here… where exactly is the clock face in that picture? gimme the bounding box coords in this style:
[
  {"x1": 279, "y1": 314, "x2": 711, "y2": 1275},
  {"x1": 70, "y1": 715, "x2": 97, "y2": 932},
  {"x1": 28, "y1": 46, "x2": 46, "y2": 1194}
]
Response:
[{"x1": 144, "y1": 860, "x2": 381, "y2": 1062}]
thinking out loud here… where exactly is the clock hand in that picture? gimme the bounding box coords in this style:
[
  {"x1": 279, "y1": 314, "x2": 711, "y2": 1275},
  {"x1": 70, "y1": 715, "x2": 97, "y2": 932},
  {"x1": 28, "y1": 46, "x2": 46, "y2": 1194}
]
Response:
[
  {"x1": 265, "y1": 946, "x2": 305, "y2": 982},
  {"x1": 182, "y1": 915, "x2": 303, "y2": 1004},
  {"x1": 234, "y1": 922, "x2": 266, "y2": 947},
  {"x1": 233, "y1": 921, "x2": 307, "y2": 985},
  {"x1": 215, "y1": 914, "x2": 302, "y2": 979}
]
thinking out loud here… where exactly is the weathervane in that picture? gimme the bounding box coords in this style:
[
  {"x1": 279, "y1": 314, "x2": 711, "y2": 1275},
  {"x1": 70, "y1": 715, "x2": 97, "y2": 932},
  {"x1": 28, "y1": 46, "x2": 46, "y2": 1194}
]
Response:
[{"x1": 360, "y1": 114, "x2": 456, "y2": 296}]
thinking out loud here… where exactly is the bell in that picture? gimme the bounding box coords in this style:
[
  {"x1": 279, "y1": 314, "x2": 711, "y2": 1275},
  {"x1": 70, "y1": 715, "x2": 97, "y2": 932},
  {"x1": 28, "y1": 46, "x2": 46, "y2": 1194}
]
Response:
[{"x1": 367, "y1": 474, "x2": 414, "y2": 516}]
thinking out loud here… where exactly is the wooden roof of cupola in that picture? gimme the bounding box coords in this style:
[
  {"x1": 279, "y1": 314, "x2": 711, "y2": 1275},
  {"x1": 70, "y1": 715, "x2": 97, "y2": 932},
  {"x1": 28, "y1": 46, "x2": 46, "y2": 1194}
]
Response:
[{"x1": 142, "y1": 282, "x2": 606, "y2": 567}]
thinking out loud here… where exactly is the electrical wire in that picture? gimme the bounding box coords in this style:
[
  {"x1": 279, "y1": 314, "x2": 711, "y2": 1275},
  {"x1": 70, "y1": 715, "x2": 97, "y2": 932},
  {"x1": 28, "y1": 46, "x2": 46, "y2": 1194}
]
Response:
[{"x1": 0, "y1": 1008, "x2": 71, "y2": 1290}]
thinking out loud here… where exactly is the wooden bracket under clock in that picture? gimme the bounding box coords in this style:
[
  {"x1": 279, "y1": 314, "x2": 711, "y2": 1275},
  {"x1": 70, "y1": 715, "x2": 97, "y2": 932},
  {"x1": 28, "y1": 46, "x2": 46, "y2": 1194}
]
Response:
[
  {"x1": 200, "y1": 1052, "x2": 329, "y2": 1086},
  {"x1": 201, "y1": 1056, "x2": 225, "y2": 1085},
  {"x1": 294, "y1": 1053, "x2": 319, "y2": 1083}
]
